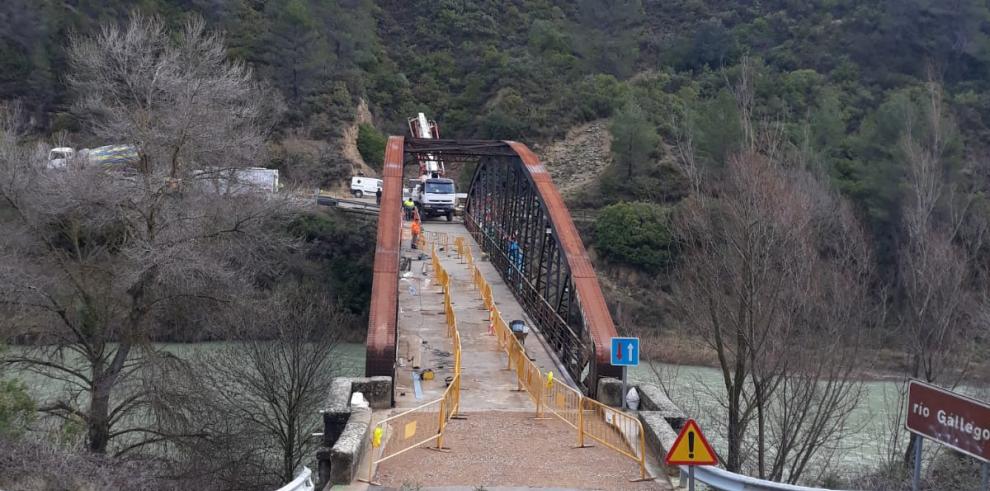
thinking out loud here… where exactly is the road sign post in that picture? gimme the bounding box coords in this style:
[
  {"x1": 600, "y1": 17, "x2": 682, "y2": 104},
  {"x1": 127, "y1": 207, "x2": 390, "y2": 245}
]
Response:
[
  {"x1": 912, "y1": 435, "x2": 922, "y2": 491},
  {"x1": 665, "y1": 419, "x2": 717, "y2": 491},
  {"x1": 906, "y1": 379, "x2": 990, "y2": 490},
  {"x1": 610, "y1": 337, "x2": 639, "y2": 410}
]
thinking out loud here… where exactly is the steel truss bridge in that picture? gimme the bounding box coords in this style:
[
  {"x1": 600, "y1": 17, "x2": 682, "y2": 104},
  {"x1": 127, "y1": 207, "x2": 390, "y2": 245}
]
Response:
[{"x1": 366, "y1": 137, "x2": 620, "y2": 395}]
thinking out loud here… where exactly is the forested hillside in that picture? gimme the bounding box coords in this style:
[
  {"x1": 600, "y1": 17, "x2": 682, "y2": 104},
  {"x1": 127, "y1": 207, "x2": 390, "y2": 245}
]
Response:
[
  {"x1": 6, "y1": 0, "x2": 990, "y2": 208},
  {"x1": 9, "y1": 1, "x2": 990, "y2": 139}
]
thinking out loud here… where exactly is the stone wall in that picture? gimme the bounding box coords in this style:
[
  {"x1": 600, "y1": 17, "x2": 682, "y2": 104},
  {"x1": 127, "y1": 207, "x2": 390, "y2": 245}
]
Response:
[{"x1": 316, "y1": 376, "x2": 391, "y2": 489}]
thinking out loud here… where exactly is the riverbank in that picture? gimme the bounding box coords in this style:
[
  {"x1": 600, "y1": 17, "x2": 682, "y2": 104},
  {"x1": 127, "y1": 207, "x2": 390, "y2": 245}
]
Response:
[{"x1": 641, "y1": 330, "x2": 990, "y2": 384}]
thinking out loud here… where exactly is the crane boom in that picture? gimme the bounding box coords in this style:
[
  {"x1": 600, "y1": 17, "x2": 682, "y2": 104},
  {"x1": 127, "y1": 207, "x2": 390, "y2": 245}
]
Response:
[{"x1": 408, "y1": 112, "x2": 444, "y2": 178}]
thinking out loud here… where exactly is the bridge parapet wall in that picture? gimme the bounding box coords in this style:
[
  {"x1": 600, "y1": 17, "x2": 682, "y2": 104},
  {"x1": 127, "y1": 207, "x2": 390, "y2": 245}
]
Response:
[{"x1": 316, "y1": 376, "x2": 391, "y2": 489}]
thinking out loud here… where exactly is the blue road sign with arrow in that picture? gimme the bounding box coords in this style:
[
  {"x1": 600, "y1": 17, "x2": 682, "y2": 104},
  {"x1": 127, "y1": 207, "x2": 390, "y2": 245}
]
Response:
[{"x1": 610, "y1": 337, "x2": 639, "y2": 367}]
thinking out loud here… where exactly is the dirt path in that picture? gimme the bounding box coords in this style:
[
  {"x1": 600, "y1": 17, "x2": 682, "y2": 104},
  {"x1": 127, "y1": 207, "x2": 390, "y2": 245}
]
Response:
[{"x1": 375, "y1": 411, "x2": 672, "y2": 491}]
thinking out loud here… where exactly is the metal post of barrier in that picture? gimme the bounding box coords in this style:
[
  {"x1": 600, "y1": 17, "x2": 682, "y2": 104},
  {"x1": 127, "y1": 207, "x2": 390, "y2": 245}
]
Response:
[
  {"x1": 577, "y1": 398, "x2": 586, "y2": 448},
  {"x1": 435, "y1": 397, "x2": 446, "y2": 449},
  {"x1": 365, "y1": 426, "x2": 378, "y2": 484},
  {"x1": 434, "y1": 395, "x2": 452, "y2": 451},
  {"x1": 515, "y1": 348, "x2": 524, "y2": 391},
  {"x1": 506, "y1": 327, "x2": 514, "y2": 371},
  {"x1": 534, "y1": 375, "x2": 544, "y2": 419}
]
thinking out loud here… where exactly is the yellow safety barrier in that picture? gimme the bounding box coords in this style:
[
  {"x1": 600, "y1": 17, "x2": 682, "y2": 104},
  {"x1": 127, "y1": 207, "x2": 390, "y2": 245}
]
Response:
[
  {"x1": 368, "y1": 395, "x2": 447, "y2": 473},
  {"x1": 463, "y1": 241, "x2": 653, "y2": 481},
  {"x1": 366, "y1": 242, "x2": 463, "y2": 483},
  {"x1": 489, "y1": 308, "x2": 546, "y2": 416},
  {"x1": 543, "y1": 377, "x2": 583, "y2": 432},
  {"x1": 482, "y1": 282, "x2": 494, "y2": 310},
  {"x1": 580, "y1": 397, "x2": 650, "y2": 480},
  {"x1": 472, "y1": 265, "x2": 484, "y2": 291}
]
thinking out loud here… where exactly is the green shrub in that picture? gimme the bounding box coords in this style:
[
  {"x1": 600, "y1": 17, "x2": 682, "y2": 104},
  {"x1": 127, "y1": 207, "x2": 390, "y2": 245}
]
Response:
[
  {"x1": 0, "y1": 345, "x2": 34, "y2": 438},
  {"x1": 286, "y1": 212, "x2": 375, "y2": 319},
  {"x1": 357, "y1": 123, "x2": 387, "y2": 171},
  {"x1": 594, "y1": 202, "x2": 674, "y2": 273}
]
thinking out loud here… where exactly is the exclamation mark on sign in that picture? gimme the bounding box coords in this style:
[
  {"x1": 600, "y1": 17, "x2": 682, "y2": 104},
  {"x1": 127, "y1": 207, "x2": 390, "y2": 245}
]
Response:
[{"x1": 688, "y1": 432, "x2": 695, "y2": 459}]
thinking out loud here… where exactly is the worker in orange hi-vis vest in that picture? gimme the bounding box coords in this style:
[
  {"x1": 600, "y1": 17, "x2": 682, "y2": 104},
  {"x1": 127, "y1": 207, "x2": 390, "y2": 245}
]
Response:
[{"x1": 410, "y1": 218, "x2": 421, "y2": 250}]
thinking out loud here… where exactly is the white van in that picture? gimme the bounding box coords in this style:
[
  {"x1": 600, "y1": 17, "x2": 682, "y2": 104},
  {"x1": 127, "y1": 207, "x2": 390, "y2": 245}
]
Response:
[{"x1": 350, "y1": 176, "x2": 382, "y2": 198}]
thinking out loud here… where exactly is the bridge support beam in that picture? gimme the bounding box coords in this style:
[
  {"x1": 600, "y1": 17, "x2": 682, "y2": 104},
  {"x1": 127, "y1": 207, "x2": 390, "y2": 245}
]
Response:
[{"x1": 366, "y1": 136, "x2": 405, "y2": 382}]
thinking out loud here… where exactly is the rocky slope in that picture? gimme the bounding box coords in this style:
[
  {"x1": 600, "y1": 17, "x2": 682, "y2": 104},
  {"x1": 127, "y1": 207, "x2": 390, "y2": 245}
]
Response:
[{"x1": 533, "y1": 120, "x2": 612, "y2": 203}]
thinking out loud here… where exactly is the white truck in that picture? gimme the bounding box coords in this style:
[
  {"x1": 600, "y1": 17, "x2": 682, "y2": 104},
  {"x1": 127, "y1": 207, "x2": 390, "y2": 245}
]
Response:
[
  {"x1": 411, "y1": 177, "x2": 456, "y2": 221},
  {"x1": 350, "y1": 176, "x2": 381, "y2": 198},
  {"x1": 194, "y1": 167, "x2": 280, "y2": 195},
  {"x1": 47, "y1": 144, "x2": 140, "y2": 169}
]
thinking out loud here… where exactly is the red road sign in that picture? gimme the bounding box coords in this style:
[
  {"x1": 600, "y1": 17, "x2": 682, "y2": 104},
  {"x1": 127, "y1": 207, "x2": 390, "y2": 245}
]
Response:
[{"x1": 906, "y1": 379, "x2": 990, "y2": 463}]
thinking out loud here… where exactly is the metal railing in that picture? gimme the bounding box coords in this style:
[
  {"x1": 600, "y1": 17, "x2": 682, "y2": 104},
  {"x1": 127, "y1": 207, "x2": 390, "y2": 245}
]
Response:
[
  {"x1": 364, "y1": 242, "x2": 462, "y2": 483},
  {"x1": 465, "y1": 213, "x2": 595, "y2": 390},
  {"x1": 684, "y1": 465, "x2": 854, "y2": 491},
  {"x1": 275, "y1": 467, "x2": 314, "y2": 491}
]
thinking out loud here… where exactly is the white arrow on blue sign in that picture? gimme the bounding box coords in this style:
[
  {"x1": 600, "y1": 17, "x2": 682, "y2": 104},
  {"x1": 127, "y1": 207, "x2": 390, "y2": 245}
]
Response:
[{"x1": 610, "y1": 337, "x2": 639, "y2": 367}]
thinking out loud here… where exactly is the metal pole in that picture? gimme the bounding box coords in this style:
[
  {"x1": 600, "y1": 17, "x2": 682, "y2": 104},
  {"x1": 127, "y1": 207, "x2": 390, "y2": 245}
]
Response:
[
  {"x1": 688, "y1": 465, "x2": 695, "y2": 491},
  {"x1": 912, "y1": 435, "x2": 923, "y2": 491},
  {"x1": 577, "y1": 396, "x2": 585, "y2": 448},
  {"x1": 982, "y1": 462, "x2": 989, "y2": 490},
  {"x1": 621, "y1": 366, "x2": 628, "y2": 410}
]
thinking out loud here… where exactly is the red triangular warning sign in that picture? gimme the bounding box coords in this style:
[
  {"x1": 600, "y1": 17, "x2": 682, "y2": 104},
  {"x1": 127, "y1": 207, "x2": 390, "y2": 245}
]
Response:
[{"x1": 664, "y1": 419, "x2": 717, "y2": 466}]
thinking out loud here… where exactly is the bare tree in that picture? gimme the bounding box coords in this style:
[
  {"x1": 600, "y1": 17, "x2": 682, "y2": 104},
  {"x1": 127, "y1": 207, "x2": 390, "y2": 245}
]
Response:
[
  {"x1": 0, "y1": 14, "x2": 290, "y2": 456},
  {"x1": 154, "y1": 292, "x2": 343, "y2": 490},
  {"x1": 67, "y1": 14, "x2": 281, "y2": 179},
  {"x1": 893, "y1": 74, "x2": 988, "y2": 470},
  {"x1": 897, "y1": 76, "x2": 984, "y2": 387},
  {"x1": 673, "y1": 148, "x2": 877, "y2": 481},
  {"x1": 670, "y1": 106, "x2": 702, "y2": 196}
]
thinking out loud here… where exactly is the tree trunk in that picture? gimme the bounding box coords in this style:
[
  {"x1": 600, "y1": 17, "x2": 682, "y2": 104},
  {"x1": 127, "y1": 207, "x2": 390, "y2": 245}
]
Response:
[
  {"x1": 284, "y1": 420, "x2": 296, "y2": 483},
  {"x1": 756, "y1": 382, "x2": 767, "y2": 479},
  {"x1": 726, "y1": 394, "x2": 742, "y2": 472},
  {"x1": 87, "y1": 383, "x2": 111, "y2": 453}
]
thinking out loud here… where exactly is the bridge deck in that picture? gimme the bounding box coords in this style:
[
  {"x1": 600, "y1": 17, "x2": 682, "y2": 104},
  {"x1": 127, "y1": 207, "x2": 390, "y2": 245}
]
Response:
[
  {"x1": 394, "y1": 221, "x2": 569, "y2": 410},
  {"x1": 366, "y1": 219, "x2": 670, "y2": 490}
]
